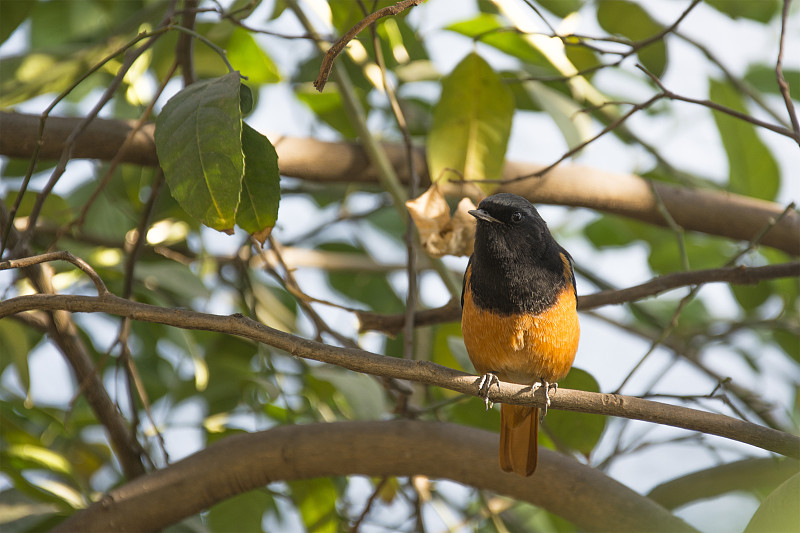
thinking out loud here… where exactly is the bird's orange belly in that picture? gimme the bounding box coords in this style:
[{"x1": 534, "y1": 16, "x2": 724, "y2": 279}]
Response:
[{"x1": 462, "y1": 285, "x2": 579, "y2": 385}]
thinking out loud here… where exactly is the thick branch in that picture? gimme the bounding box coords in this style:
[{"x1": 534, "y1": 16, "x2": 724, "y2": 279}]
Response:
[
  {"x1": 357, "y1": 262, "x2": 800, "y2": 334},
  {"x1": 53, "y1": 421, "x2": 696, "y2": 533},
  {"x1": 1, "y1": 293, "x2": 798, "y2": 459},
  {"x1": 1, "y1": 111, "x2": 797, "y2": 255}
]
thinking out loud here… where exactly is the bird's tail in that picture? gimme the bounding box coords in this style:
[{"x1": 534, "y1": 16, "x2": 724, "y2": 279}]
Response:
[{"x1": 499, "y1": 404, "x2": 539, "y2": 476}]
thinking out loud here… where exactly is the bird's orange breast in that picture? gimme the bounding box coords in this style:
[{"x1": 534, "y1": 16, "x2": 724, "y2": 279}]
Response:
[{"x1": 461, "y1": 261, "x2": 579, "y2": 385}]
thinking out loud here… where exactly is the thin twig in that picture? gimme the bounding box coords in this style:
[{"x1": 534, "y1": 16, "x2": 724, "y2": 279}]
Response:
[
  {"x1": 368, "y1": 13, "x2": 419, "y2": 361},
  {"x1": 0, "y1": 251, "x2": 109, "y2": 295},
  {"x1": 50, "y1": 61, "x2": 179, "y2": 250},
  {"x1": 350, "y1": 477, "x2": 389, "y2": 532},
  {"x1": 638, "y1": 65, "x2": 799, "y2": 140},
  {"x1": 775, "y1": 0, "x2": 800, "y2": 145},
  {"x1": 313, "y1": 0, "x2": 425, "y2": 92}
]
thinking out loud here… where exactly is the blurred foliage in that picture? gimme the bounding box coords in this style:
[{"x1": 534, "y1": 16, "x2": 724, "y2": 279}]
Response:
[{"x1": 1, "y1": 1, "x2": 798, "y2": 532}]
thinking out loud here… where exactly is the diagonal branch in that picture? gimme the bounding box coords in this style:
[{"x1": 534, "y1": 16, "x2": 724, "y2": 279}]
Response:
[
  {"x1": 1, "y1": 292, "x2": 798, "y2": 459},
  {"x1": 356, "y1": 262, "x2": 800, "y2": 335},
  {"x1": 775, "y1": 0, "x2": 800, "y2": 145},
  {"x1": 312, "y1": 0, "x2": 425, "y2": 91}
]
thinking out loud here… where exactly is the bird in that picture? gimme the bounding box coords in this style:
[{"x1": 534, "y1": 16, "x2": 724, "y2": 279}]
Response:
[{"x1": 461, "y1": 193, "x2": 580, "y2": 476}]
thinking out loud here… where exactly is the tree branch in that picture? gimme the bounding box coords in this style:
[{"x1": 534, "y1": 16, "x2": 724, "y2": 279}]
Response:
[
  {"x1": 1, "y1": 292, "x2": 798, "y2": 459},
  {"x1": 1, "y1": 111, "x2": 796, "y2": 255},
  {"x1": 51, "y1": 421, "x2": 697, "y2": 532},
  {"x1": 313, "y1": 0, "x2": 425, "y2": 91},
  {"x1": 356, "y1": 262, "x2": 800, "y2": 335}
]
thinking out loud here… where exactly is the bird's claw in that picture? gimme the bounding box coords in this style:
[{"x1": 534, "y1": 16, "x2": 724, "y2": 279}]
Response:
[
  {"x1": 533, "y1": 380, "x2": 559, "y2": 419},
  {"x1": 477, "y1": 373, "x2": 500, "y2": 410}
]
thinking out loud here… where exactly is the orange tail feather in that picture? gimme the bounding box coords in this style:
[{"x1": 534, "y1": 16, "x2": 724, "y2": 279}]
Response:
[{"x1": 499, "y1": 404, "x2": 539, "y2": 476}]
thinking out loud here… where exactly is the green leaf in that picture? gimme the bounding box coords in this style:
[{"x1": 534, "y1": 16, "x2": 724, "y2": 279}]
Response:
[
  {"x1": 133, "y1": 261, "x2": 211, "y2": 300},
  {"x1": 597, "y1": 1, "x2": 667, "y2": 77},
  {"x1": 310, "y1": 366, "x2": 388, "y2": 420},
  {"x1": 155, "y1": 72, "x2": 244, "y2": 233},
  {"x1": 288, "y1": 479, "x2": 339, "y2": 533},
  {"x1": 0, "y1": 46, "x2": 112, "y2": 107},
  {"x1": 431, "y1": 323, "x2": 469, "y2": 373},
  {"x1": 706, "y1": 0, "x2": 780, "y2": 23},
  {"x1": 0, "y1": 321, "x2": 31, "y2": 396},
  {"x1": 295, "y1": 84, "x2": 366, "y2": 139},
  {"x1": 207, "y1": 489, "x2": 272, "y2": 533},
  {"x1": 320, "y1": 242, "x2": 403, "y2": 313},
  {"x1": 427, "y1": 52, "x2": 514, "y2": 189},
  {"x1": 227, "y1": 26, "x2": 281, "y2": 84},
  {"x1": 585, "y1": 215, "x2": 643, "y2": 248},
  {"x1": 544, "y1": 368, "x2": 605, "y2": 455},
  {"x1": 744, "y1": 472, "x2": 800, "y2": 533},
  {"x1": 537, "y1": 0, "x2": 584, "y2": 18},
  {"x1": 239, "y1": 83, "x2": 254, "y2": 114},
  {"x1": 745, "y1": 64, "x2": 800, "y2": 101},
  {"x1": 730, "y1": 284, "x2": 771, "y2": 312},
  {"x1": 709, "y1": 78, "x2": 780, "y2": 201},
  {"x1": 527, "y1": 81, "x2": 593, "y2": 149},
  {"x1": 0, "y1": 0, "x2": 34, "y2": 44},
  {"x1": 236, "y1": 123, "x2": 280, "y2": 242},
  {"x1": 446, "y1": 15, "x2": 556, "y2": 71},
  {"x1": 647, "y1": 232, "x2": 737, "y2": 274}
]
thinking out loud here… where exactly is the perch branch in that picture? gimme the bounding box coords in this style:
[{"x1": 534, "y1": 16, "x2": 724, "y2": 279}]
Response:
[{"x1": 1, "y1": 292, "x2": 798, "y2": 459}]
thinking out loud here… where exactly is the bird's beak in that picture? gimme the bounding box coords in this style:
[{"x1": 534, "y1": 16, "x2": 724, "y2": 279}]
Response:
[{"x1": 469, "y1": 209, "x2": 502, "y2": 224}]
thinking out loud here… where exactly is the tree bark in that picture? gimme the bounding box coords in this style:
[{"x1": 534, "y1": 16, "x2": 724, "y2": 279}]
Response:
[
  {"x1": 52, "y1": 420, "x2": 697, "y2": 532},
  {"x1": 1, "y1": 111, "x2": 797, "y2": 255}
]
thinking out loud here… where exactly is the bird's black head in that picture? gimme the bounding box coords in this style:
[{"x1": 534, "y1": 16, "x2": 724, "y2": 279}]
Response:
[
  {"x1": 469, "y1": 193, "x2": 556, "y2": 265},
  {"x1": 465, "y1": 193, "x2": 571, "y2": 314}
]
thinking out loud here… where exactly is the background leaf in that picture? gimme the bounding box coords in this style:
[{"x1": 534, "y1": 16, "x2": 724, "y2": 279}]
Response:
[
  {"x1": 427, "y1": 53, "x2": 514, "y2": 189},
  {"x1": 709, "y1": 78, "x2": 780, "y2": 201}
]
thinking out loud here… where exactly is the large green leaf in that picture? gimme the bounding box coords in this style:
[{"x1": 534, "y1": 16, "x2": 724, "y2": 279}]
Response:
[
  {"x1": 427, "y1": 52, "x2": 514, "y2": 188},
  {"x1": 597, "y1": 1, "x2": 667, "y2": 77},
  {"x1": 237, "y1": 124, "x2": 280, "y2": 243},
  {"x1": 709, "y1": 78, "x2": 780, "y2": 201},
  {"x1": 155, "y1": 72, "x2": 244, "y2": 233}
]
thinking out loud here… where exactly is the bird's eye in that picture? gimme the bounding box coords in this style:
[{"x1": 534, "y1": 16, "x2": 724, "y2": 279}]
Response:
[{"x1": 511, "y1": 212, "x2": 523, "y2": 223}]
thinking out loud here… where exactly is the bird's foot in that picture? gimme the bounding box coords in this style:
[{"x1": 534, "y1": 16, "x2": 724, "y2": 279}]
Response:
[
  {"x1": 536, "y1": 380, "x2": 559, "y2": 419},
  {"x1": 477, "y1": 372, "x2": 500, "y2": 410}
]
